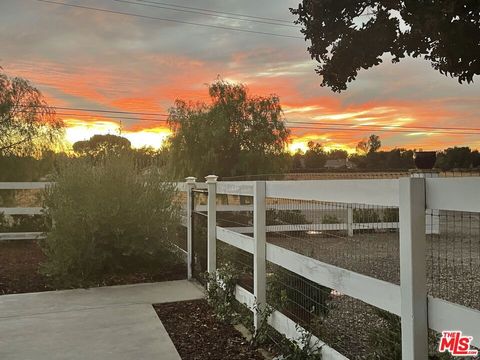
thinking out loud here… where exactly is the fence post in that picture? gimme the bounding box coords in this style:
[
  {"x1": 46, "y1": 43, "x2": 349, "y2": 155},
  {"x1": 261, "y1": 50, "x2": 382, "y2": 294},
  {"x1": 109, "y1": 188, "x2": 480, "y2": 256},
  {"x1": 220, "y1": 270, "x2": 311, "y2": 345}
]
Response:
[
  {"x1": 205, "y1": 175, "x2": 218, "y2": 274},
  {"x1": 347, "y1": 204, "x2": 354, "y2": 237},
  {"x1": 185, "y1": 176, "x2": 196, "y2": 280},
  {"x1": 399, "y1": 177, "x2": 428, "y2": 359},
  {"x1": 411, "y1": 171, "x2": 440, "y2": 235},
  {"x1": 253, "y1": 181, "x2": 267, "y2": 331}
]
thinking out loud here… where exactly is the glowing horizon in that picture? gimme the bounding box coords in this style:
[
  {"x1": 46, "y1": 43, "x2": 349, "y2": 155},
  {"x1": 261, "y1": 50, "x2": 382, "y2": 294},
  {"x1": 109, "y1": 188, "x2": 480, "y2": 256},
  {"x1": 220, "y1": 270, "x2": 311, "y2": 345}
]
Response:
[
  {"x1": 64, "y1": 119, "x2": 171, "y2": 150},
  {"x1": 2, "y1": 0, "x2": 478, "y2": 153}
]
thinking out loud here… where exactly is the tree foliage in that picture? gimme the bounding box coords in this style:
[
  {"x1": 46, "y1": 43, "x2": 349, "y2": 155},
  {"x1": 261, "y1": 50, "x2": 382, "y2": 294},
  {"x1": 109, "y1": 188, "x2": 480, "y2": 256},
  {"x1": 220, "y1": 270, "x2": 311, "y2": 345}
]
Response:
[
  {"x1": 435, "y1": 146, "x2": 480, "y2": 170},
  {"x1": 291, "y1": 1, "x2": 480, "y2": 91},
  {"x1": 166, "y1": 80, "x2": 290, "y2": 179},
  {"x1": 350, "y1": 148, "x2": 414, "y2": 170},
  {"x1": 357, "y1": 134, "x2": 382, "y2": 154},
  {"x1": 73, "y1": 134, "x2": 132, "y2": 158},
  {"x1": 0, "y1": 69, "x2": 63, "y2": 155},
  {"x1": 304, "y1": 141, "x2": 327, "y2": 169}
]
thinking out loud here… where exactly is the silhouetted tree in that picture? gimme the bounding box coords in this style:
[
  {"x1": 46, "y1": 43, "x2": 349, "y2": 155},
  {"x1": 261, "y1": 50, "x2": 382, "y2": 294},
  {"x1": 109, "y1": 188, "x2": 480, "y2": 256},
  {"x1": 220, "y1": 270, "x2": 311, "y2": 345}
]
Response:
[
  {"x1": 304, "y1": 141, "x2": 327, "y2": 169},
  {"x1": 0, "y1": 69, "x2": 63, "y2": 155},
  {"x1": 166, "y1": 80, "x2": 290, "y2": 179},
  {"x1": 291, "y1": 150, "x2": 304, "y2": 170},
  {"x1": 291, "y1": 1, "x2": 480, "y2": 92},
  {"x1": 357, "y1": 134, "x2": 381, "y2": 154},
  {"x1": 326, "y1": 149, "x2": 349, "y2": 160},
  {"x1": 350, "y1": 148, "x2": 414, "y2": 170},
  {"x1": 73, "y1": 134, "x2": 131, "y2": 159},
  {"x1": 435, "y1": 146, "x2": 480, "y2": 170}
]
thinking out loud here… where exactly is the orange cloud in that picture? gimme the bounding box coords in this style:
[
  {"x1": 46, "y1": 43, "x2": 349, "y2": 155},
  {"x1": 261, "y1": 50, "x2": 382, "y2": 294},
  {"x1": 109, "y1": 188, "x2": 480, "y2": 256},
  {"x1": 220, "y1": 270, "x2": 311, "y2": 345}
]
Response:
[{"x1": 6, "y1": 50, "x2": 478, "y2": 153}]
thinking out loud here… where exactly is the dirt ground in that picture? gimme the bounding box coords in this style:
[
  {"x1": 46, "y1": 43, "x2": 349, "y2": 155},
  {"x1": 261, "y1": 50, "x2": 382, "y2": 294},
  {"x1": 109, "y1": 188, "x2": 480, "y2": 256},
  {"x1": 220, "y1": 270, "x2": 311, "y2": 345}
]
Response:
[
  {"x1": 154, "y1": 300, "x2": 263, "y2": 360},
  {"x1": 0, "y1": 241, "x2": 187, "y2": 295}
]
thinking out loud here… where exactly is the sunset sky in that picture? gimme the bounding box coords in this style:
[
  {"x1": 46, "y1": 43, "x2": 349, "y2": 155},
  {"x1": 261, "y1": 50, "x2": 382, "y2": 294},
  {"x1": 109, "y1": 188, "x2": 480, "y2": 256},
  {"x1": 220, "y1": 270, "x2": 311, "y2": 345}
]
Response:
[{"x1": 1, "y1": 0, "x2": 479, "y2": 153}]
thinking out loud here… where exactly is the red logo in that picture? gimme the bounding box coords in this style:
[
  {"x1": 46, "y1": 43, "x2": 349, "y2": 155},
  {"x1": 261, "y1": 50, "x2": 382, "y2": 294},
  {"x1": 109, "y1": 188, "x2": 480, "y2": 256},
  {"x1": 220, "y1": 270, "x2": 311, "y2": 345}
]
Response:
[{"x1": 439, "y1": 331, "x2": 478, "y2": 357}]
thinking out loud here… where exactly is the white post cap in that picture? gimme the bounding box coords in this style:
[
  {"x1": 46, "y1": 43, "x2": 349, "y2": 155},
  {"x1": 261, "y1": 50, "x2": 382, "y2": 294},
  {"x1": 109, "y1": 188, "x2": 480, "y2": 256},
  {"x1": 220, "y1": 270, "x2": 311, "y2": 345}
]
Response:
[
  {"x1": 185, "y1": 176, "x2": 197, "y2": 184},
  {"x1": 205, "y1": 175, "x2": 218, "y2": 183}
]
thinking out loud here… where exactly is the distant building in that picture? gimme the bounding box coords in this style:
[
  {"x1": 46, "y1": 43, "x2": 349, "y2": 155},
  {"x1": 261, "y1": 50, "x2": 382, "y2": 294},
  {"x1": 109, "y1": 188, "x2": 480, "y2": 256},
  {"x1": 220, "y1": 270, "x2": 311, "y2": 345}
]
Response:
[{"x1": 324, "y1": 158, "x2": 356, "y2": 169}]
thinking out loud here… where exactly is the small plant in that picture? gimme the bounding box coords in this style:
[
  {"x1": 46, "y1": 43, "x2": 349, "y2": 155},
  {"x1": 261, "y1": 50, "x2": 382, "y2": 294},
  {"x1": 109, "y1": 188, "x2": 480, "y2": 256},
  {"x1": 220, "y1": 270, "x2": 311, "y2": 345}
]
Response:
[
  {"x1": 278, "y1": 325, "x2": 323, "y2": 360},
  {"x1": 249, "y1": 302, "x2": 276, "y2": 346},
  {"x1": 268, "y1": 266, "x2": 332, "y2": 319},
  {"x1": 204, "y1": 262, "x2": 239, "y2": 324}
]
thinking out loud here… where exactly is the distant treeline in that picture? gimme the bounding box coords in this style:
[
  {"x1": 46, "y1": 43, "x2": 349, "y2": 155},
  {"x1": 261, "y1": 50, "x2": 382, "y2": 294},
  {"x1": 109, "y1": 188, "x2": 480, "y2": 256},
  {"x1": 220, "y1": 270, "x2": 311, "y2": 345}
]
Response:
[
  {"x1": 1, "y1": 142, "x2": 479, "y2": 183},
  {"x1": 291, "y1": 145, "x2": 480, "y2": 172}
]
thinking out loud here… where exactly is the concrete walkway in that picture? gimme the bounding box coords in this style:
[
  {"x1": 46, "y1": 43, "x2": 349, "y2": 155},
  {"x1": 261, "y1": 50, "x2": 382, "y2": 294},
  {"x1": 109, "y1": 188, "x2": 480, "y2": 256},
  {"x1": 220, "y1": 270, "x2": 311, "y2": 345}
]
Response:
[{"x1": 0, "y1": 280, "x2": 204, "y2": 360}]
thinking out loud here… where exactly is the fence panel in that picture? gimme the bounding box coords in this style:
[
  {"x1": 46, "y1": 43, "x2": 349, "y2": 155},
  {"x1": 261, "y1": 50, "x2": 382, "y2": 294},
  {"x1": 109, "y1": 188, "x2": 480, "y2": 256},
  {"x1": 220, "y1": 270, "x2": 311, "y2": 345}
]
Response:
[{"x1": 202, "y1": 177, "x2": 480, "y2": 359}]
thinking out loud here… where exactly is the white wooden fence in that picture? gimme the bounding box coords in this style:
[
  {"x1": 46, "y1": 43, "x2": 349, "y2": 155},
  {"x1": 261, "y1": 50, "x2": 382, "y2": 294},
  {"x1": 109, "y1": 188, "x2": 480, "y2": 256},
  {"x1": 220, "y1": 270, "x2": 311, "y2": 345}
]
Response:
[
  {"x1": 1, "y1": 177, "x2": 479, "y2": 359},
  {"x1": 0, "y1": 182, "x2": 50, "y2": 241},
  {"x1": 180, "y1": 176, "x2": 480, "y2": 360}
]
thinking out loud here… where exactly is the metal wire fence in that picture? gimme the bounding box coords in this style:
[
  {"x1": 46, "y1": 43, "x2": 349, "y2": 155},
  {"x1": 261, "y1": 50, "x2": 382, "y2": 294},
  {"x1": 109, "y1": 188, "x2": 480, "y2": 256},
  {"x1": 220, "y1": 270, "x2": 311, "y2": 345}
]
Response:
[
  {"x1": 192, "y1": 189, "x2": 208, "y2": 283},
  {"x1": 427, "y1": 209, "x2": 480, "y2": 310},
  {"x1": 216, "y1": 194, "x2": 254, "y2": 292},
  {"x1": 265, "y1": 198, "x2": 400, "y2": 284},
  {"x1": 187, "y1": 174, "x2": 480, "y2": 359}
]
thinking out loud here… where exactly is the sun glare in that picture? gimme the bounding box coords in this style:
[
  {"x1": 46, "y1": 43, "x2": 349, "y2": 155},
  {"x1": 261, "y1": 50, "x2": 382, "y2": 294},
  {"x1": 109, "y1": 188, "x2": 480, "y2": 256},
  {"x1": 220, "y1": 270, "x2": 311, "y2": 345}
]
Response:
[
  {"x1": 288, "y1": 138, "x2": 357, "y2": 155},
  {"x1": 64, "y1": 119, "x2": 171, "y2": 150},
  {"x1": 288, "y1": 141, "x2": 309, "y2": 154}
]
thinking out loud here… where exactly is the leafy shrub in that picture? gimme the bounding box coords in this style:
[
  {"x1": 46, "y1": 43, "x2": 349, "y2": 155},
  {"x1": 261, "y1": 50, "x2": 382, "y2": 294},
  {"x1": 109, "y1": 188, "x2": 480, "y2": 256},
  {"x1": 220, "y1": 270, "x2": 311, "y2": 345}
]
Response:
[
  {"x1": 278, "y1": 325, "x2": 323, "y2": 360},
  {"x1": 204, "y1": 262, "x2": 239, "y2": 324},
  {"x1": 40, "y1": 155, "x2": 180, "y2": 287}
]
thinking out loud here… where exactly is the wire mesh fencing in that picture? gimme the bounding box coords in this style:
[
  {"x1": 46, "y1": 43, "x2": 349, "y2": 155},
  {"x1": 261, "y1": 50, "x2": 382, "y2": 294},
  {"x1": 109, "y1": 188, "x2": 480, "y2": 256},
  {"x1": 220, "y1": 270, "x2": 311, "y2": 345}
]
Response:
[
  {"x1": 199, "y1": 176, "x2": 480, "y2": 359},
  {"x1": 216, "y1": 193, "x2": 254, "y2": 292},
  {"x1": 265, "y1": 198, "x2": 400, "y2": 284},
  {"x1": 191, "y1": 189, "x2": 208, "y2": 283},
  {"x1": 170, "y1": 188, "x2": 188, "y2": 253},
  {"x1": 266, "y1": 262, "x2": 402, "y2": 359},
  {"x1": 427, "y1": 209, "x2": 480, "y2": 310},
  {"x1": 260, "y1": 197, "x2": 402, "y2": 358}
]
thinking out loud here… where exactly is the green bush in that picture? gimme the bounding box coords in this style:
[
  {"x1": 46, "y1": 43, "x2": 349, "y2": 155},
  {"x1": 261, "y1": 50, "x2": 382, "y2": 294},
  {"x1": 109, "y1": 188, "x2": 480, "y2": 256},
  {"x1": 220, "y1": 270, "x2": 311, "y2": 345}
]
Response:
[
  {"x1": 204, "y1": 262, "x2": 239, "y2": 324},
  {"x1": 353, "y1": 208, "x2": 381, "y2": 223},
  {"x1": 40, "y1": 155, "x2": 180, "y2": 287}
]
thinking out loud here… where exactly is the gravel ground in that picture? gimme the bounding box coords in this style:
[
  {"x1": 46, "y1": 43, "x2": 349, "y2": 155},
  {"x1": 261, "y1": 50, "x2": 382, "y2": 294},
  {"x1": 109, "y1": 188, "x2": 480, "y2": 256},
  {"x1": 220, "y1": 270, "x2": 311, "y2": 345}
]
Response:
[
  {"x1": 268, "y1": 210, "x2": 480, "y2": 311},
  {"x1": 260, "y1": 210, "x2": 479, "y2": 358}
]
